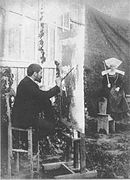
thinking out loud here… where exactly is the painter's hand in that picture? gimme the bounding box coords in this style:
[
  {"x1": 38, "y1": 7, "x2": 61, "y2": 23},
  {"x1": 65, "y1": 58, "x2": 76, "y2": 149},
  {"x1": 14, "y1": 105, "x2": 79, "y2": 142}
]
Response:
[{"x1": 55, "y1": 77, "x2": 62, "y2": 87}]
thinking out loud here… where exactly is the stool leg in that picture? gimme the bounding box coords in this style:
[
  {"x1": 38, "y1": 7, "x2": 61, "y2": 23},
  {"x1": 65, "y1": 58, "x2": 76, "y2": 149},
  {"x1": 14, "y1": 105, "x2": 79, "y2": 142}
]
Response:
[
  {"x1": 37, "y1": 141, "x2": 40, "y2": 177},
  {"x1": 80, "y1": 136, "x2": 86, "y2": 173},
  {"x1": 112, "y1": 120, "x2": 115, "y2": 132},
  {"x1": 8, "y1": 126, "x2": 12, "y2": 177},
  {"x1": 28, "y1": 128, "x2": 33, "y2": 178},
  {"x1": 16, "y1": 152, "x2": 20, "y2": 174},
  {"x1": 105, "y1": 118, "x2": 109, "y2": 134},
  {"x1": 6, "y1": 94, "x2": 12, "y2": 177}
]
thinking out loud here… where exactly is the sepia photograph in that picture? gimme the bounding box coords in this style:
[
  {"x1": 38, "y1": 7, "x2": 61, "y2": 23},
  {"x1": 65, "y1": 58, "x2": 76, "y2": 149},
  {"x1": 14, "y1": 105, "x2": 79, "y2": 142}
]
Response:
[{"x1": 0, "y1": 0, "x2": 130, "y2": 179}]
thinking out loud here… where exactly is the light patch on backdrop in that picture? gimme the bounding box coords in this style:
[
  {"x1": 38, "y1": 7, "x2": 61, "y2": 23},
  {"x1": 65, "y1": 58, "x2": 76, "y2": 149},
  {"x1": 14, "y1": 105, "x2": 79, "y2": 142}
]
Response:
[{"x1": 85, "y1": 0, "x2": 130, "y2": 20}]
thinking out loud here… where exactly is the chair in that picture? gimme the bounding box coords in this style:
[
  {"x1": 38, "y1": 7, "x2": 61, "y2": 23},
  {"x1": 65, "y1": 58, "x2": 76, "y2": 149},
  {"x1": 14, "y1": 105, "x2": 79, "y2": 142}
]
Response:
[{"x1": 6, "y1": 93, "x2": 40, "y2": 178}]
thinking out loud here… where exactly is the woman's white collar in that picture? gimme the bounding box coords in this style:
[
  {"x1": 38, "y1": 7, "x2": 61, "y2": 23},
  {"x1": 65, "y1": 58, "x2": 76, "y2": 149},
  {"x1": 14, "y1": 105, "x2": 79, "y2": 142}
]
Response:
[{"x1": 102, "y1": 69, "x2": 125, "y2": 76}]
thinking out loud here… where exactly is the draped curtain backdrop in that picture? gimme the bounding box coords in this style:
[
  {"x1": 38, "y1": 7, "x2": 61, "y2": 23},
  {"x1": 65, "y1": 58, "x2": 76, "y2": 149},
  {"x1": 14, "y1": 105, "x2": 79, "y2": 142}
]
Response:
[{"x1": 84, "y1": 7, "x2": 130, "y2": 116}]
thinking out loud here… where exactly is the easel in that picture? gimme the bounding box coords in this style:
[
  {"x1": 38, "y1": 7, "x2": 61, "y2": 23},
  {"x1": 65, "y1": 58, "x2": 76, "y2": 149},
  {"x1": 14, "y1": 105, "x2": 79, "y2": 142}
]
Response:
[
  {"x1": 42, "y1": 118, "x2": 97, "y2": 179},
  {"x1": 41, "y1": 61, "x2": 96, "y2": 178}
]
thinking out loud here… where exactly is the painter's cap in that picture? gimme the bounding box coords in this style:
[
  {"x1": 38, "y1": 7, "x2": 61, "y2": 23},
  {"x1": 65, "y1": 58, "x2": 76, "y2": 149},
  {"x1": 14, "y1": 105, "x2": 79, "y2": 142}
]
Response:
[{"x1": 105, "y1": 58, "x2": 122, "y2": 68}]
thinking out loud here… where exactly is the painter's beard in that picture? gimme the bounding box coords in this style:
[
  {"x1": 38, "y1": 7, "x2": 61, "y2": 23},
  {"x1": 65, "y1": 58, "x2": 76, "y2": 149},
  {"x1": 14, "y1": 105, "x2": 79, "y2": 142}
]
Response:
[{"x1": 35, "y1": 77, "x2": 42, "y2": 83}]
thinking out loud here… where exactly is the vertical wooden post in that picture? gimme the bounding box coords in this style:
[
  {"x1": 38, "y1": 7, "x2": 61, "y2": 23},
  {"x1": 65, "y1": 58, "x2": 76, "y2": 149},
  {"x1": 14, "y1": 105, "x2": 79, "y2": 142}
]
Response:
[
  {"x1": 28, "y1": 128, "x2": 33, "y2": 178},
  {"x1": 65, "y1": 137, "x2": 72, "y2": 162},
  {"x1": 111, "y1": 120, "x2": 115, "y2": 132},
  {"x1": 80, "y1": 133, "x2": 86, "y2": 173},
  {"x1": 73, "y1": 139, "x2": 80, "y2": 168},
  {"x1": 8, "y1": 124, "x2": 12, "y2": 178},
  {"x1": 37, "y1": 140, "x2": 40, "y2": 178},
  {"x1": 6, "y1": 93, "x2": 12, "y2": 177},
  {"x1": 36, "y1": 128, "x2": 40, "y2": 176},
  {"x1": 16, "y1": 152, "x2": 20, "y2": 174}
]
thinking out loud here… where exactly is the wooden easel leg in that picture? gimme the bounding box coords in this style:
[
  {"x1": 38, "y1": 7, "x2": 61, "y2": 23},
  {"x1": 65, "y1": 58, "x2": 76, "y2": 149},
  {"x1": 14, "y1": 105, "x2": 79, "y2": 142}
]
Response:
[
  {"x1": 73, "y1": 139, "x2": 80, "y2": 168},
  {"x1": 80, "y1": 134, "x2": 86, "y2": 173},
  {"x1": 65, "y1": 138, "x2": 72, "y2": 162}
]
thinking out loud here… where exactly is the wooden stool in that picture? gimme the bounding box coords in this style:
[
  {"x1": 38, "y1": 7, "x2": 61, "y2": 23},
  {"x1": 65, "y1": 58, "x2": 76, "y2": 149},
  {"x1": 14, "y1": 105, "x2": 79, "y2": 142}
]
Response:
[
  {"x1": 97, "y1": 113, "x2": 115, "y2": 134},
  {"x1": 6, "y1": 93, "x2": 40, "y2": 178}
]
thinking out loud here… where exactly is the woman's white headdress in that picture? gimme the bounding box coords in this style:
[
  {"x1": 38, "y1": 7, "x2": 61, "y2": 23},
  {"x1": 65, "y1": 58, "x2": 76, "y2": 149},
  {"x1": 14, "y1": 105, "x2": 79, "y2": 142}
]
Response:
[
  {"x1": 105, "y1": 58, "x2": 122, "y2": 68},
  {"x1": 102, "y1": 58, "x2": 125, "y2": 76}
]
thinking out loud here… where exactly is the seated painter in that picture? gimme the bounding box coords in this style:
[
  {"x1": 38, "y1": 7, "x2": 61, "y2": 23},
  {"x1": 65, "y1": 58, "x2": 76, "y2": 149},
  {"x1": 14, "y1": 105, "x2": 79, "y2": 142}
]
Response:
[
  {"x1": 11, "y1": 64, "x2": 61, "y2": 135},
  {"x1": 100, "y1": 57, "x2": 130, "y2": 122}
]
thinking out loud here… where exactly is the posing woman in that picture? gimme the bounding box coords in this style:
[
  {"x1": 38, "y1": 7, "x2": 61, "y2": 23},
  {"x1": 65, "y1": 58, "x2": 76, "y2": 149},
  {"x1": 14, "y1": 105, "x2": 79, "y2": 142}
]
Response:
[{"x1": 101, "y1": 58, "x2": 129, "y2": 123}]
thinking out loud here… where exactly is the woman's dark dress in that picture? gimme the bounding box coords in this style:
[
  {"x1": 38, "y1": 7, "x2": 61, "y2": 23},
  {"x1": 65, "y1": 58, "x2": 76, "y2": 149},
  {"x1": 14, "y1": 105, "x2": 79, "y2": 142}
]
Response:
[{"x1": 102, "y1": 73, "x2": 129, "y2": 121}]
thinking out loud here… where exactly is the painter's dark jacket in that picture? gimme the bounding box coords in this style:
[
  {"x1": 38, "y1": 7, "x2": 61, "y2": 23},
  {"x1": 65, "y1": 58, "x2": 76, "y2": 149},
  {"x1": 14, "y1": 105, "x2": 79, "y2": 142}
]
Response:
[{"x1": 11, "y1": 76, "x2": 60, "y2": 129}]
